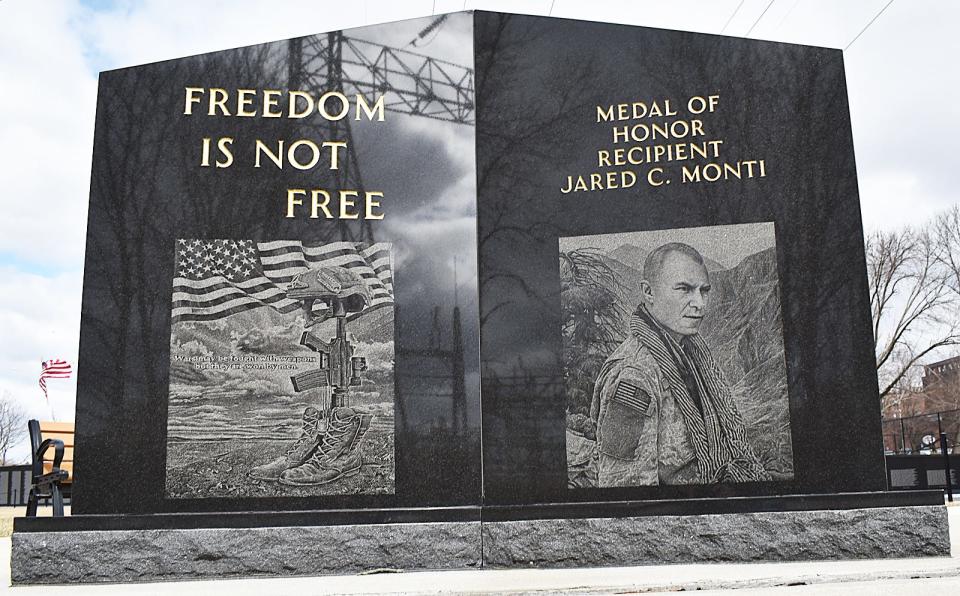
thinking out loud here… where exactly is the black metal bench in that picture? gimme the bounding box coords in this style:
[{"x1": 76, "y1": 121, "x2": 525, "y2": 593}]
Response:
[{"x1": 26, "y1": 419, "x2": 72, "y2": 517}]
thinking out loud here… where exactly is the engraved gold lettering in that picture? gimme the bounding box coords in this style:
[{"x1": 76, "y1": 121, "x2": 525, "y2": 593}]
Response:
[
  {"x1": 286, "y1": 189, "x2": 305, "y2": 217},
  {"x1": 339, "y1": 190, "x2": 360, "y2": 219},
  {"x1": 288, "y1": 140, "x2": 321, "y2": 170},
  {"x1": 236, "y1": 89, "x2": 257, "y2": 117},
  {"x1": 209, "y1": 88, "x2": 230, "y2": 116},
  {"x1": 262, "y1": 90, "x2": 282, "y2": 118},
  {"x1": 184, "y1": 87, "x2": 204, "y2": 115},
  {"x1": 288, "y1": 91, "x2": 314, "y2": 118},
  {"x1": 311, "y1": 190, "x2": 332, "y2": 218},
  {"x1": 365, "y1": 191, "x2": 385, "y2": 219},
  {"x1": 323, "y1": 141, "x2": 347, "y2": 170},
  {"x1": 215, "y1": 137, "x2": 233, "y2": 168},
  {"x1": 647, "y1": 167, "x2": 666, "y2": 186},
  {"x1": 318, "y1": 91, "x2": 349, "y2": 121},
  {"x1": 355, "y1": 95, "x2": 385, "y2": 121},
  {"x1": 200, "y1": 137, "x2": 212, "y2": 167},
  {"x1": 255, "y1": 140, "x2": 284, "y2": 168}
]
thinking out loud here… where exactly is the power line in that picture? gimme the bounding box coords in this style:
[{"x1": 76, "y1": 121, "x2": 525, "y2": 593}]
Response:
[
  {"x1": 745, "y1": 0, "x2": 776, "y2": 37},
  {"x1": 773, "y1": 0, "x2": 801, "y2": 31},
  {"x1": 720, "y1": 0, "x2": 745, "y2": 34},
  {"x1": 549, "y1": 0, "x2": 556, "y2": 16},
  {"x1": 845, "y1": 0, "x2": 896, "y2": 51}
]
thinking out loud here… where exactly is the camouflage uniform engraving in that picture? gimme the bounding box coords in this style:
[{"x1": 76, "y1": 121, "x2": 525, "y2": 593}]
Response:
[{"x1": 592, "y1": 335, "x2": 700, "y2": 486}]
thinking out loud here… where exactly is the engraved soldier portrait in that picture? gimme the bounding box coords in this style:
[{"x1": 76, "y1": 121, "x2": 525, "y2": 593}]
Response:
[
  {"x1": 591, "y1": 242, "x2": 767, "y2": 486},
  {"x1": 562, "y1": 224, "x2": 794, "y2": 489}
]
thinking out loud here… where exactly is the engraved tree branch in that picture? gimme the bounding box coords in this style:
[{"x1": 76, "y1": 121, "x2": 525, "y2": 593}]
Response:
[
  {"x1": 558, "y1": 248, "x2": 627, "y2": 415},
  {"x1": 475, "y1": 14, "x2": 599, "y2": 334}
]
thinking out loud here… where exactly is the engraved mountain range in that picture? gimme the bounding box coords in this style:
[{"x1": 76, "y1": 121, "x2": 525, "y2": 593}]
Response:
[{"x1": 601, "y1": 246, "x2": 794, "y2": 476}]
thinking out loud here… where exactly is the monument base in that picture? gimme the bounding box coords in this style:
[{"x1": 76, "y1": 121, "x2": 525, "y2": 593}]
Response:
[
  {"x1": 12, "y1": 506, "x2": 482, "y2": 585},
  {"x1": 11, "y1": 493, "x2": 949, "y2": 584},
  {"x1": 483, "y1": 505, "x2": 948, "y2": 568},
  {"x1": 12, "y1": 520, "x2": 481, "y2": 584}
]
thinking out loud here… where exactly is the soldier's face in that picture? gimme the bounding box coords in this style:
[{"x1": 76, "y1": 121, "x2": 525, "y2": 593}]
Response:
[{"x1": 643, "y1": 252, "x2": 711, "y2": 336}]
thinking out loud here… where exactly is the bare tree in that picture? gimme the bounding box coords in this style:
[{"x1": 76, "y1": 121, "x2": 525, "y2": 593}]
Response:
[
  {"x1": 919, "y1": 371, "x2": 960, "y2": 412},
  {"x1": 868, "y1": 219, "x2": 960, "y2": 399},
  {"x1": 935, "y1": 205, "x2": 960, "y2": 298},
  {"x1": 880, "y1": 357, "x2": 925, "y2": 420},
  {"x1": 0, "y1": 391, "x2": 28, "y2": 464}
]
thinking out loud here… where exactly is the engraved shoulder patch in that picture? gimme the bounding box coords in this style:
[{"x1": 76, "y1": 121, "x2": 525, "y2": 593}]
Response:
[
  {"x1": 612, "y1": 379, "x2": 652, "y2": 414},
  {"x1": 598, "y1": 378, "x2": 651, "y2": 461}
]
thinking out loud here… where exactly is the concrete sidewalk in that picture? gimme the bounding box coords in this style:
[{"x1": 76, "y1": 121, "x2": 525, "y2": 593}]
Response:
[{"x1": 3, "y1": 504, "x2": 959, "y2": 594}]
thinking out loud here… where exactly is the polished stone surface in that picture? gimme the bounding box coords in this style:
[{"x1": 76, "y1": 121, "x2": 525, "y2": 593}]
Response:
[
  {"x1": 14, "y1": 505, "x2": 480, "y2": 532},
  {"x1": 74, "y1": 14, "x2": 480, "y2": 514},
  {"x1": 480, "y1": 490, "x2": 945, "y2": 521},
  {"x1": 475, "y1": 12, "x2": 883, "y2": 504},
  {"x1": 11, "y1": 521, "x2": 481, "y2": 584},
  {"x1": 15, "y1": 491, "x2": 942, "y2": 534},
  {"x1": 482, "y1": 505, "x2": 949, "y2": 568},
  {"x1": 76, "y1": 9, "x2": 885, "y2": 520}
]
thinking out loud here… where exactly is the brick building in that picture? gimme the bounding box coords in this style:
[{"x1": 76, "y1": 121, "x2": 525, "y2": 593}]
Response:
[{"x1": 922, "y1": 355, "x2": 960, "y2": 389}]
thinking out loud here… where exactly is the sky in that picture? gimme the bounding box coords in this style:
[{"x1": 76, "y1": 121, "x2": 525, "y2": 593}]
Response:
[{"x1": 0, "y1": 0, "x2": 956, "y2": 460}]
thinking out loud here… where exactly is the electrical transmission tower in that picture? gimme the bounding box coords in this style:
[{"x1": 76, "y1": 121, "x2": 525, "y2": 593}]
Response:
[
  {"x1": 287, "y1": 17, "x2": 475, "y2": 244},
  {"x1": 286, "y1": 18, "x2": 474, "y2": 434}
]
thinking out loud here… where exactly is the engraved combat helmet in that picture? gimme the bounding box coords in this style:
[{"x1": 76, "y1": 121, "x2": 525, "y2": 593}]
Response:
[{"x1": 285, "y1": 266, "x2": 373, "y2": 327}]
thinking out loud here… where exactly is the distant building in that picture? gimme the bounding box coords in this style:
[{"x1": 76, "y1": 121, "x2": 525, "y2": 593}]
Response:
[
  {"x1": 881, "y1": 356, "x2": 960, "y2": 421},
  {"x1": 922, "y1": 355, "x2": 960, "y2": 389}
]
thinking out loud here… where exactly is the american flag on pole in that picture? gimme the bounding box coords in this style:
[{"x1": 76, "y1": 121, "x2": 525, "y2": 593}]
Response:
[
  {"x1": 39, "y1": 359, "x2": 72, "y2": 399},
  {"x1": 172, "y1": 239, "x2": 393, "y2": 324}
]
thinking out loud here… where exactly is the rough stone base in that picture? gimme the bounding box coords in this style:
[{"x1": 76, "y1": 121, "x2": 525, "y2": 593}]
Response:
[
  {"x1": 12, "y1": 521, "x2": 480, "y2": 584},
  {"x1": 12, "y1": 505, "x2": 949, "y2": 583},
  {"x1": 482, "y1": 505, "x2": 950, "y2": 568}
]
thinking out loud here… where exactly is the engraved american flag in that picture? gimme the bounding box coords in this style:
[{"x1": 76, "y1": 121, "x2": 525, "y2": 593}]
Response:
[
  {"x1": 612, "y1": 379, "x2": 651, "y2": 414},
  {"x1": 172, "y1": 239, "x2": 393, "y2": 323}
]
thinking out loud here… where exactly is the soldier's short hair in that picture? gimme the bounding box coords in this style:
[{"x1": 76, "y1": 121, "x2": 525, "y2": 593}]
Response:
[{"x1": 642, "y1": 242, "x2": 705, "y2": 285}]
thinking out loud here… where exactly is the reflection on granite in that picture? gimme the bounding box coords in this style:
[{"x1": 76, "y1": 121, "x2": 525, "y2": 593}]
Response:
[
  {"x1": 475, "y1": 12, "x2": 884, "y2": 504},
  {"x1": 75, "y1": 10, "x2": 886, "y2": 517},
  {"x1": 74, "y1": 14, "x2": 481, "y2": 514}
]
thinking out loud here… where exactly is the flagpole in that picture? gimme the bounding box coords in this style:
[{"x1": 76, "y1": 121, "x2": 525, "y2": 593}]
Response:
[{"x1": 41, "y1": 389, "x2": 57, "y2": 422}]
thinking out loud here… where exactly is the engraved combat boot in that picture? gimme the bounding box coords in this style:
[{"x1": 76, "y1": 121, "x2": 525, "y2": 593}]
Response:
[
  {"x1": 249, "y1": 406, "x2": 323, "y2": 481},
  {"x1": 278, "y1": 407, "x2": 372, "y2": 486}
]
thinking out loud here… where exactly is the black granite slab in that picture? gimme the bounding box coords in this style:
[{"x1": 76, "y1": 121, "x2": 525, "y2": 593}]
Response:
[
  {"x1": 481, "y1": 490, "x2": 945, "y2": 522},
  {"x1": 73, "y1": 14, "x2": 481, "y2": 515},
  {"x1": 15, "y1": 490, "x2": 940, "y2": 533},
  {"x1": 73, "y1": 10, "x2": 895, "y2": 524},
  {"x1": 474, "y1": 12, "x2": 885, "y2": 504},
  {"x1": 14, "y1": 505, "x2": 480, "y2": 533}
]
